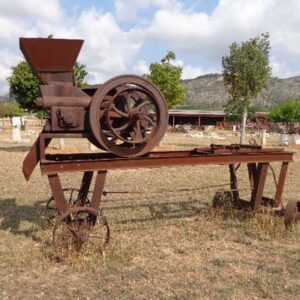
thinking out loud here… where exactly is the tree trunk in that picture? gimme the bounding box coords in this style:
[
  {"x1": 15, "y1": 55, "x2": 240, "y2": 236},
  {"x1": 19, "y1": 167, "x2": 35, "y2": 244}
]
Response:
[{"x1": 240, "y1": 105, "x2": 248, "y2": 144}]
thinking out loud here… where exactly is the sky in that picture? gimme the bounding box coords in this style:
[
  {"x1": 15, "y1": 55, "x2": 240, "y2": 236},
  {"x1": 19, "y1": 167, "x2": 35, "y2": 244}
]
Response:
[{"x1": 0, "y1": 0, "x2": 300, "y2": 95}]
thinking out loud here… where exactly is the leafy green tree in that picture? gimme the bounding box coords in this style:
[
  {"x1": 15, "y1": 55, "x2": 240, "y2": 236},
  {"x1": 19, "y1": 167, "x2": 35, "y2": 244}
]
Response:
[
  {"x1": 7, "y1": 61, "x2": 40, "y2": 111},
  {"x1": 268, "y1": 99, "x2": 300, "y2": 123},
  {"x1": 7, "y1": 61, "x2": 88, "y2": 111},
  {"x1": 224, "y1": 99, "x2": 258, "y2": 122},
  {"x1": 148, "y1": 51, "x2": 185, "y2": 108},
  {"x1": 222, "y1": 33, "x2": 271, "y2": 143},
  {"x1": 0, "y1": 101, "x2": 23, "y2": 118},
  {"x1": 74, "y1": 62, "x2": 88, "y2": 88}
]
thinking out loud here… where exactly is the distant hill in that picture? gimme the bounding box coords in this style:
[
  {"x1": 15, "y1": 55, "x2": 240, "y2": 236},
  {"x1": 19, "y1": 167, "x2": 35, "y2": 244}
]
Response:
[
  {"x1": 1, "y1": 74, "x2": 299, "y2": 110},
  {"x1": 0, "y1": 93, "x2": 13, "y2": 103},
  {"x1": 182, "y1": 74, "x2": 300, "y2": 110}
]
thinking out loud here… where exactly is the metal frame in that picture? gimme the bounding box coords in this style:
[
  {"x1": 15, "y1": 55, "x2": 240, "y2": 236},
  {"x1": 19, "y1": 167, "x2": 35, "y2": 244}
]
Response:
[{"x1": 39, "y1": 145, "x2": 294, "y2": 215}]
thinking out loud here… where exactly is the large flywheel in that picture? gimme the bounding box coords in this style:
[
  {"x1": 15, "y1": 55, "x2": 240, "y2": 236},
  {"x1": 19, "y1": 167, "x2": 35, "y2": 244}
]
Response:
[{"x1": 89, "y1": 75, "x2": 168, "y2": 157}]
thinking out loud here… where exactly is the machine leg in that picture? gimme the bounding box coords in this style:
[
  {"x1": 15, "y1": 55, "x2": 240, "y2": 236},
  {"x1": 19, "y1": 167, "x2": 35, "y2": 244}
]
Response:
[
  {"x1": 247, "y1": 163, "x2": 257, "y2": 190},
  {"x1": 22, "y1": 136, "x2": 51, "y2": 181},
  {"x1": 51, "y1": 171, "x2": 110, "y2": 253},
  {"x1": 250, "y1": 163, "x2": 269, "y2": 211},
  {"x1": 76, "y1": 171, "x2": 94, "y2": 205},
  {"x1": 229, "y1": 164, "x2": 240, "y2": 205},
  {"x1": 274, "y1": 162, "x2": 289, "y2": 207},
  {"x1": 48, "y1": 173, "x2": 68, "y2": 214},
  {"x1": 90, "y1": 170, "x2": 107, "y2": 210},
  {"x1": 39, "y1": 134, "x2": 51, "y2": 161}
]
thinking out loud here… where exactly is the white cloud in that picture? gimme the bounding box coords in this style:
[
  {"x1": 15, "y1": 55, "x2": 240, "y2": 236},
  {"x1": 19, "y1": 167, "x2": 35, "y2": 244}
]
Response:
[
  {"x1": 133, "y1": 60, "x2": 149, "y2": 75},
  {"x1": 132, "y1": 58, "x2": 214, "y2": 80},
  {"x1": 182, "y1": 65, "x2": 214, "y2": 80},
  {"x1": 271, "y1": 56, "x2": 300, "y2": 79},
  {"x1": 113, "y1": 0, "x2": 178, "y2": 21},
  {"x1": 0, "y1": 0, "x2": 62, "y2": 23},
  {"x1": 59, "y1": 9, "x2": 142, "y2": 83},
  {"x1": 0, "y1": 0, "x2": 300, "y2": 95},
  {"x1": 0, "y1": 50, "x2": 21, "y2": 94},
  {"x1": 0, "y1": 4, "x2": 141, "y2": 93},
  {"x1": 143, "y1": 0, "x2": 300, "y2": 75},
  {"x1": 0, "y1": 0, "x2": 63, "y2": 94},
  {"x1": 173, "y1": 59, "x2": 215, "y2": 79}
]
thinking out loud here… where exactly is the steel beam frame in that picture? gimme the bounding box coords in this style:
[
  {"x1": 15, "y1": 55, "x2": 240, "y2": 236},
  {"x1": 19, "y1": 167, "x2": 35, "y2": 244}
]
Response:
[{"x1": 42, "y1": 148, "x2": 293, "y2": 214}]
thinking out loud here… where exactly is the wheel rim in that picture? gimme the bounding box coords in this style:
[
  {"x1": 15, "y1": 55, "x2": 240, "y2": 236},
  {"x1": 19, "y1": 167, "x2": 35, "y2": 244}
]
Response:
[
  {"x1": 53, "y1": 207, "x2": 110, "y2": 257},
  {"x1": 89, "y1": 75, "x2": 168, "y2": 157}
]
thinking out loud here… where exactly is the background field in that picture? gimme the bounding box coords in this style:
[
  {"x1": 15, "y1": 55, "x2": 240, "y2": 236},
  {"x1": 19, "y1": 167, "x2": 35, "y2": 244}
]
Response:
[{"x1": 0, "y1": 128, "x2": 299, "y2": 299}]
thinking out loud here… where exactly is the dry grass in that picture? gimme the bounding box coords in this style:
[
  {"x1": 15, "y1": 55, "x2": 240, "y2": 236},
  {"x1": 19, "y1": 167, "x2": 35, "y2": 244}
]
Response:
[{"x1": 0, "y1": 128, "x2": 300, "y2": 299}]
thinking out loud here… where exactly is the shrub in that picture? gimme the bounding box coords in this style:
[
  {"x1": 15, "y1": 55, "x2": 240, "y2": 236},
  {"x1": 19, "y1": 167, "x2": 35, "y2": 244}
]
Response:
[
  {"x1": 0, "y1": 101, "x2": 23, "y2": 118},
  {"x1": 268, "y1": 99, "x2": 300, "y2": 123},
  {"x1": 35, "y1": 110, "x2": 48, "y2": 119}
]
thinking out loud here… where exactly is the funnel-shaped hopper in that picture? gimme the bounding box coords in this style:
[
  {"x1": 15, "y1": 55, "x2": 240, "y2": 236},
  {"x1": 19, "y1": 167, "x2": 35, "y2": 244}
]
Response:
[{"x1": 20, "y1": 37, "x2": 84, "y2": 84}]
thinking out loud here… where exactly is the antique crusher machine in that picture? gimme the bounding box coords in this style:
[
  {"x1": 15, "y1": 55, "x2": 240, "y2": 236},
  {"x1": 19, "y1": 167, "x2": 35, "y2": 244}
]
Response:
[{"x1": 21, "y1": 37, "x2": 299, "y2": 254}]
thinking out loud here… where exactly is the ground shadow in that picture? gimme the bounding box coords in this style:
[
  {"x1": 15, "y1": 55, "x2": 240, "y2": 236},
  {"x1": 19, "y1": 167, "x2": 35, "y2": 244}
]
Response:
[
  {"x1": 0, "y1": 145, "x2": 31, "y2": 152},
  {"x1": 0, "y1": 198, "x2": 46, "y2": 241},
  {"x1": 104, "y1": 197, "x2": 211, "y2": 225},
  {"x1": 0, "y1": 194, "x2": 212, "y2": 240}
]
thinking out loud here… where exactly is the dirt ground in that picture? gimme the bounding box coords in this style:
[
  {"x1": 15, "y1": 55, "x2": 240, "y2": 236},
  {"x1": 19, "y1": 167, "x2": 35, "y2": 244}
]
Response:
[{"x1": 0, "y1": 128, "x2": 299, "y2": 299}]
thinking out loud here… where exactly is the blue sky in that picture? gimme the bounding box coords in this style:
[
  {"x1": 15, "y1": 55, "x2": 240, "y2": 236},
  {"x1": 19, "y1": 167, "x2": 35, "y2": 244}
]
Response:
[{"x1": 0, "y1": 0, "x2": 299, "y2": 94}]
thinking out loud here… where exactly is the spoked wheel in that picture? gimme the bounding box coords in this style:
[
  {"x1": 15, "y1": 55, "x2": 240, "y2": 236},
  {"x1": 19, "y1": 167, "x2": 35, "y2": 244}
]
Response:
[
  {"x1": 38, "y1": 197, "x2": 58, "y2": 229},
  {"x1": 53, "y1": 206, "x2": 110, "y2": 258},
  {"x1": 39, "y1": 188, "x2": 92, "y2": 229},
  {"x1": 89, "y1": 75, "x2": 168, "y2": 157},
  {"x1": 284, "y1": 200, "x2": 300, "y2": 226}
]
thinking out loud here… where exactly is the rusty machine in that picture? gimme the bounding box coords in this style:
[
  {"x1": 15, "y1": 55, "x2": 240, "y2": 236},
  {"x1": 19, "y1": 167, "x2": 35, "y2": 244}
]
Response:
[{"x1": 21, "y1": 37, "x2": 299, "y2": 254}]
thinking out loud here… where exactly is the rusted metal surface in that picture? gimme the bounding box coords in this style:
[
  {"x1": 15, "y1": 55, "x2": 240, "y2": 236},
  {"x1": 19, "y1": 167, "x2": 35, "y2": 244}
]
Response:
[
  {"x1": 229, "y1": 164, "x2": 240, "y2": 205},
  {"x1": 76, "y1": 171, "x2": 94, "y2": 206},
  {"x1": 33, "y1": 143, "x2": 296, "y2": 251},
  {"x1": 20, "y1": 36, "x2": 299, "y2": 254},
  {"x1": 52, "y1": 206, "x2": 110, "y2": 255},
  {"x1": 274, "y1": 162, "x2": 289, "y2": 207},
  {"x1": 250, "y1": 163, "x2": 269, "y2": 211},
  {"x1": 40, "y1": 147, "x2": 294, "y2": 174},
  {"x1": 20, "y1": 37, "x2": 169, "y2": 177},
  {"x1": 89, "y1": 75, "x2": 168, "y2": 157},
  {"x1": 20, "y1": 38, "x2": 83, "y2": 83},
  {"x1": 48, "y1": 174, "x2": 68, "y2": 215},
  {"x1": 22, "y1": 136, "x2": 51, "y2": 180},
  {"x1": 247, "y1": 163, "x2": 257, "y2": 190},
  {"x1": 90, "y1": 171, "x2": 107, "y2": 210}
]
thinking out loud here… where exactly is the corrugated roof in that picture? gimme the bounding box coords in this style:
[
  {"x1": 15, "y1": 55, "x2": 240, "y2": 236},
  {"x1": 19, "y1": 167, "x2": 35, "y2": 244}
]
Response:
[{"x1": 169, "y1": 109, "x2": 225, "y2": 116}]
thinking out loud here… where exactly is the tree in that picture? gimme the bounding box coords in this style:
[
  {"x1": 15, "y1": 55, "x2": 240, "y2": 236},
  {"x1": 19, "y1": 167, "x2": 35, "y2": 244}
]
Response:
[
  {"x1": 0, "y1": 101, "x2": 23, "y2": 118},
  {"x1": 7, "y1": 62, "x2": 40, "y2": 111},
  {"x1": 74, "y1": 62, "x2": 88, "y2": 88},
  {"x1": 7, "y1": 61, "x2": 88, "y2": 111},
  {"x1": 222, "y1": 33, "x2": 271, "y2": 143},
  {"x1": 224, "y1": 99, "x2": 258, "y2": 122},
  {"x1": 148, "y1": 51, "x2": 185, "y2": 108},
  {"x1": 268, "y1": 99, "x2": 300, "y2": 124}
]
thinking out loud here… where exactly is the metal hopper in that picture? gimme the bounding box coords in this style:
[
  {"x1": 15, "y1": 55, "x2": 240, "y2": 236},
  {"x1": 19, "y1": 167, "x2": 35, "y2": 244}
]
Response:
[{"x1": 19, "y1": 37, "x2": 84, "y2": 84}]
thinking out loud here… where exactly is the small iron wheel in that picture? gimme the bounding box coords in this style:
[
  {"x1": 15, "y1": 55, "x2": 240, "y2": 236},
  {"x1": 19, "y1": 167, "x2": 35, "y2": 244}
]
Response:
[
  {"x1": 89, "y1": 75, "x2": 168, "y2": 157},
  {"x1": 53, "y1": 206, "x2": 110, "y2": 257},
  {"x1": 39, "y1": 188, "x2": 92, "y2": 230},
  {"x1": 284, "y1": 200, "x2": 300, "y2": 226},
  {"x1": 38, "y1": 196, "x2": 58, "y2": 230}
]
